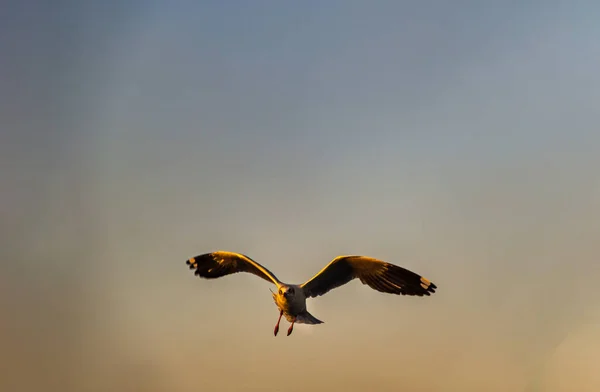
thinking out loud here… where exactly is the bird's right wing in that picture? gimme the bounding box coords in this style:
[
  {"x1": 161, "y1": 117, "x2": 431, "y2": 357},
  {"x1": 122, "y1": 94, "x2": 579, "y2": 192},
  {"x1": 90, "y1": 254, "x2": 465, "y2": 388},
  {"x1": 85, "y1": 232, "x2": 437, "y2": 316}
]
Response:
[
  {"x1": 186, "y1": 251, "x2": 281, "y2": 286},
  {"x1": 301, "y1": 255, "x2": 437, "y2": 298}
]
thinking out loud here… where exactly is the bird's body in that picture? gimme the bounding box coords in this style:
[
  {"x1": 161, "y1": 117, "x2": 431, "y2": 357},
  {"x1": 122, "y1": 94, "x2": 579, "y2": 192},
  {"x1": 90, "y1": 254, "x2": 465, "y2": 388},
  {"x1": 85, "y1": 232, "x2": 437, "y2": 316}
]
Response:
[
  {"x1": 271, "y1": 285, "x2": 308, "y2": 322},
  {"x1": 270, "y1": 284, "x2": 324, "y2": 329},
  {"x1": 185, "y1": 250, "x2": 437, "y2": 336}
]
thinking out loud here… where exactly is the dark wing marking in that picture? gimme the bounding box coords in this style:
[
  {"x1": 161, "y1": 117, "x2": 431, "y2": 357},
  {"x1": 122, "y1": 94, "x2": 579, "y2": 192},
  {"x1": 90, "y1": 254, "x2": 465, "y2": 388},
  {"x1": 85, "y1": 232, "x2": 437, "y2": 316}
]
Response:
[
  {"x1": 301, "y1": 255, "x2": 437, "y2": 298},
  {"x1": 186, "y1": 250, "x2": 281, "y2": 285}
]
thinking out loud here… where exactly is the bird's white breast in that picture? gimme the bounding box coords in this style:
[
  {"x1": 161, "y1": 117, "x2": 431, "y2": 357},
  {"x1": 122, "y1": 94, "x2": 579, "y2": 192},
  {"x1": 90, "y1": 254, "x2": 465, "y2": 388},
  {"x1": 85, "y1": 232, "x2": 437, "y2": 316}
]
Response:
[{"x1": 273, "y1": 284, "x2": 306, "y2": 317}]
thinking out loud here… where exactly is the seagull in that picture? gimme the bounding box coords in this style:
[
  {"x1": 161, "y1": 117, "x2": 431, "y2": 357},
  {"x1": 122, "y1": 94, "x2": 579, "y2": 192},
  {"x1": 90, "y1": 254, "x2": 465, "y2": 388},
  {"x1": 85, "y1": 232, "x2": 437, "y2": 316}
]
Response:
[{"x1": 186, "y1": 250, "x2": 437, "y2": 336}]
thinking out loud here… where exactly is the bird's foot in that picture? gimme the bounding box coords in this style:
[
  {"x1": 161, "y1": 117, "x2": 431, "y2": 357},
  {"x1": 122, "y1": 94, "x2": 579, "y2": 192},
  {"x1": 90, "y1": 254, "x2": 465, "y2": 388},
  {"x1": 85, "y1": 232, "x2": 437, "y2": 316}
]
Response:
[
  {"x1": 287, "y1": 323, "x2": 294, "y2": 336},
  {"x1": 274, "y1": 310, "x2": 283, "y2": 337}
]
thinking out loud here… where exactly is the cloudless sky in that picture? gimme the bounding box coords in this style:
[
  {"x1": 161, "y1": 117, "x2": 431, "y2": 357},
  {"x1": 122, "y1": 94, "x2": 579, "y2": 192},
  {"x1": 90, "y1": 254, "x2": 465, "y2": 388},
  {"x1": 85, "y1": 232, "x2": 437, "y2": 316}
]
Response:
[{"x1": 2, "y1": 1, "x2": 600, "y2": 391}]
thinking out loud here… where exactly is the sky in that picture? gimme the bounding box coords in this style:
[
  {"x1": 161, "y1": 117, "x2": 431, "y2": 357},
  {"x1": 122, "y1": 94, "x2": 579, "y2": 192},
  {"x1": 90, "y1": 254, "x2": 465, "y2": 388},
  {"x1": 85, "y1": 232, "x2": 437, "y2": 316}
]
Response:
[{"x1": 1, "y1": 1, "x2": 600, "y2": 391}]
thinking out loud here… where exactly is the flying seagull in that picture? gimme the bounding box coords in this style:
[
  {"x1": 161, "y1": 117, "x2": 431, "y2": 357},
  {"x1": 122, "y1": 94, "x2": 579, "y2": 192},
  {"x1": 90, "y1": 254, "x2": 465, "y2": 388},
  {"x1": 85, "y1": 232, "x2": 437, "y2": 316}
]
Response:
[{"x1": 186, "y1": 250, "x2": 437, "y2": 336}]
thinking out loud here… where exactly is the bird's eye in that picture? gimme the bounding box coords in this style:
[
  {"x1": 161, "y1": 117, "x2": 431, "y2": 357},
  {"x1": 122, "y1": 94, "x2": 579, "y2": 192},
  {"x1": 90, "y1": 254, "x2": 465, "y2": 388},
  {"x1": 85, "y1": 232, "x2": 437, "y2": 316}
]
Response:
[{"x1": 278, "y1": 289, "x2": 282, "y2": 295}]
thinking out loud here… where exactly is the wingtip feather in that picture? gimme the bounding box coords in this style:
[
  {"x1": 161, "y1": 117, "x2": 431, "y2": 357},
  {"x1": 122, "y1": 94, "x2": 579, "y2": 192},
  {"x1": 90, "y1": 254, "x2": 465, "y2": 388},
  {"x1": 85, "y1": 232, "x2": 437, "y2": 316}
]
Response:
[{"x1": 419, "y1": 276, "x2": 437, "y2": 294}]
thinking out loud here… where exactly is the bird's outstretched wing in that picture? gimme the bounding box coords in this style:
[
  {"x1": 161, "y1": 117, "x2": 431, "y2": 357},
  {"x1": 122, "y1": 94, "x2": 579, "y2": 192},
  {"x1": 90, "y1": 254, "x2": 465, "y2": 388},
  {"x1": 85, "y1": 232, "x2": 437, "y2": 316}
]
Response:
[
  {"x1": 186, "y1": 251, "x2": 281, "y2": 286},
  {"x1": 301, "y1": 255, "x2": 437, "y2": 298}
]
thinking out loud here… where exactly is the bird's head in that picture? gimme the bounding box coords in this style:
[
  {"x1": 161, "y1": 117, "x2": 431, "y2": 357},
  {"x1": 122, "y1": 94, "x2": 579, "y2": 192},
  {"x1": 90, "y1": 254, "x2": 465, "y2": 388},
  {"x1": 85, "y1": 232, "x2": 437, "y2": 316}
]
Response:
[{"x1": 279, "y1": 286, "x2": 295, "y2": 299}]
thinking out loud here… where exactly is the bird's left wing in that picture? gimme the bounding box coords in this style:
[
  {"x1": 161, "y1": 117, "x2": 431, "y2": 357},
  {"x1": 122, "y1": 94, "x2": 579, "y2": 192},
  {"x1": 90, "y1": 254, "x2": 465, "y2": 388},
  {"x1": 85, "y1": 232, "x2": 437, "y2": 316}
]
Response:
[
  {"x1": 301, "y1": 255, "x2": 437, "y2": 298},
  {"x1": 186, "y1": 251, "x2": 281, "y2": 286}
]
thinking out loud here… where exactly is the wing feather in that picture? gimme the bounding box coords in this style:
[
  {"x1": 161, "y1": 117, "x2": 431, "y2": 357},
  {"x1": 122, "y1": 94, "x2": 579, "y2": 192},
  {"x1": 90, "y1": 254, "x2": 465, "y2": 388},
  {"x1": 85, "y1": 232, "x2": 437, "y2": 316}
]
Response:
[
  {"x1": 301, "y1": 255, "x2": 437, "y2": 298},
  {"x1": 186, "y1": 250, "x2": 281, "y2": 285}
]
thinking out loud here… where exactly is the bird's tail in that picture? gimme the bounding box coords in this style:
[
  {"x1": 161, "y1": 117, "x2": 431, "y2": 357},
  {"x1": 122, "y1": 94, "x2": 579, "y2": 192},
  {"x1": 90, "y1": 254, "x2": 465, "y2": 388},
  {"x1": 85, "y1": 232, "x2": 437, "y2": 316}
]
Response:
[{"x1": 295, "y1": 310, "x2": 324, "y2": 325}]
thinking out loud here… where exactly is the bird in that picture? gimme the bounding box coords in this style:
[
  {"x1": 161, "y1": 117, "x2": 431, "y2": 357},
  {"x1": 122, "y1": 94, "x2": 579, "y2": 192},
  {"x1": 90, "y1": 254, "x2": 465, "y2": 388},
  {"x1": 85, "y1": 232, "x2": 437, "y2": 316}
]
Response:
[{"x1": 185, "y1": 250, "x2": 437, "y2": 336}]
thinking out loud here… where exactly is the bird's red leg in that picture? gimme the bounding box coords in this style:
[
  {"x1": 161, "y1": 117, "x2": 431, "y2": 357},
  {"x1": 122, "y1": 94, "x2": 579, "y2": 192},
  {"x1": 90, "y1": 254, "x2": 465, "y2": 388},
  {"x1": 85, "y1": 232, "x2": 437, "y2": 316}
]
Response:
[
  {"x1": 274, "y1": 310, "x2": 283, "y2": 336},
  {"x1": 287, "y1": 317, "x2": 296, "y2": 336}
]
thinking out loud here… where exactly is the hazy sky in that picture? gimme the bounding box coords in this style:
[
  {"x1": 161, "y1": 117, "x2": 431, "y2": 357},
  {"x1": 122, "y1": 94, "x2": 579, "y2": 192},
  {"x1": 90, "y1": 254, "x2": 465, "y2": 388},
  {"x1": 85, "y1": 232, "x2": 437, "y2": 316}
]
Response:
[{"x1": 2, "y1": 1, "x2": 600, "y2": 391}]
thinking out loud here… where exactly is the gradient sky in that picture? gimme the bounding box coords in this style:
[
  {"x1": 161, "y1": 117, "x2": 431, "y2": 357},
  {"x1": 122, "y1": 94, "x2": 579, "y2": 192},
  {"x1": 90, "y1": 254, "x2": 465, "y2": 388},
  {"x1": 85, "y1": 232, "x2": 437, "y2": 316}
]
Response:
[{"x1": 2, "y1": 1, "x2": 600, "y2": 391}]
